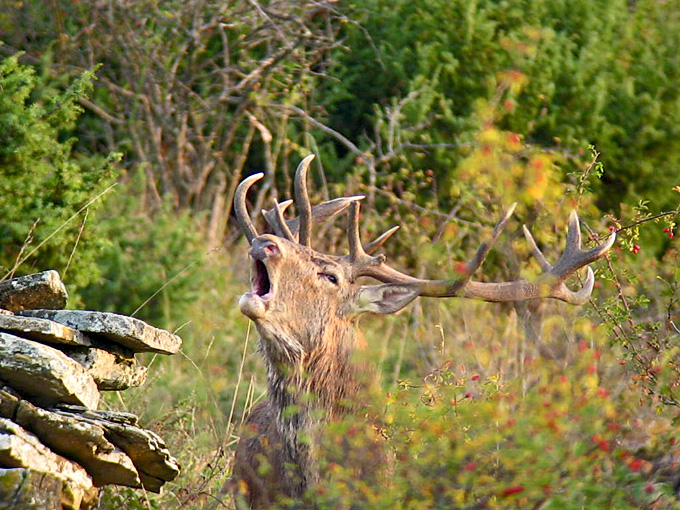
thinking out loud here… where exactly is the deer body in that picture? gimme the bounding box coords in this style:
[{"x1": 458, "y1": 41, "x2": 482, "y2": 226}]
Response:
[{"x1": 231, "y1": 155, "x2": 615, "y2": 508}]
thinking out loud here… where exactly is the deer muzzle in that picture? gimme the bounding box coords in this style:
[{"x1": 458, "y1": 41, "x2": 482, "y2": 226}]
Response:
[{"x1": 239, "y1": 237, "x2": 280, "y2": 320}]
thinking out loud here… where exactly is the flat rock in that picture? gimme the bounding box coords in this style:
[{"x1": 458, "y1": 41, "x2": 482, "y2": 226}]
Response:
[
  {"x1": 0, "y1": 314, "x2": 92, "y2": 347},
  {"x1": 64, "y1": 345, "x2": 148, "y2": 391},
  {"x1": 0, "y1": 271, "x2": 68, "y2": 311},
  {"x1": 54, "y1": 406, "x2": 180, "y2": 493},
  {"x1": 0, "y1": 468, "x2": 98, "y2": 510},
  {"x1": 0, "y1": 333, "x2": 100, "y2": 409},
  {"x1": 0, "y1": 387, "x2": 20, "y2": 419},
  {"x1": 11, "y1": 399, "x2": 141, "y2": 488},
  {"x1": 56, "y1": 404, "x2": 139, "y2": 426},
  {"x1": 18, "y1": 310, "x2": 182, "y2": 354},
  {"x1": 0, "y1": 418, "x2": 97, "y2": 509}
]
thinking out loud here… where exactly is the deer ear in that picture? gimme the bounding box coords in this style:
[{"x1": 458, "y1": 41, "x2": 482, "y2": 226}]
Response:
[{"x1": 349, "y1": 284, "x2": 420, "y2": 315}]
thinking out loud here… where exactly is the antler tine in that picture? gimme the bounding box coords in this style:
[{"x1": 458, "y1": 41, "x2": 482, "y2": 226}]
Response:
[
  {"x1": 365, "y1": 226, "x2": 400, "y2": 255},
  {"x1": 515, "y1": 211, "x2": 616, "y2": 304},
  {"x1": 262, "y1": 199, "x2": 293, "y2": 236},
  {"x1": 522, "y1": 225, "x2": 553, "y2": 272},
  {"x1": 235, "y1": 173, "x2": 264, "y2": 243},
  {"x1": 550, "y1": 211, "x2": 616, "y2": 280},
  {"x1": 465, "y1": 203, "x2": 517, "y2": 274},
  {"x1": 263, "y1": 199, "x2": 296, "y2": 241},
  {"x1": 287, "y1": 196, "x2": 364, "y2": 236},
  {"x1": 565, "y1": 209, "x2": 582, "y2": 253},
  {"x1": 343, "y1": 201, "x2": 405, "y2": 280},
  {"x1": 294, "y1": 154, "x2": 316, "y2": 247},
  {"x1": 347, "y1": 201, "x2": 365, "y2": 260},
  {"x1": 551, "y1": 267, "x2": 596, "y2": 305}
]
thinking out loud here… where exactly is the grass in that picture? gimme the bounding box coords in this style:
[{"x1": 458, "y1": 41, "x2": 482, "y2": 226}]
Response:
[
  {"x1": 3, "y1": 194, "x2": 675, "y2": 508},
  {"x1": 0, "y1": 190, "x2": 660, "y2": 509},
  {"x1": 91, "y1": 239, "x2": 680, "y2": 509}
]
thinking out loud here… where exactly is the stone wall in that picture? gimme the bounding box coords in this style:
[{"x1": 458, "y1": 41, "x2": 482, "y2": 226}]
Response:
[{"x1": 0, "y1": 271, "x2": 181, "y2": 509}]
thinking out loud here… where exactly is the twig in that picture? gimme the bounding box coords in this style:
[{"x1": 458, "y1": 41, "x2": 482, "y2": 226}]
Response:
[
  {"x1": 372, "y1": 188, "x2": 482, "y2": 226},
  {"x1": 63, "y1": 208, "x2": 89, "y2": 279},
  {"x1": 278, "y1": 103, "x2": 363, "y2": 157},
  {"x1": 77, "y1": 97, "x2": 125, "y2": 125},
  {"x1": 614, "y1": 210, "x2": 679, "y2": 234},
  {"x1": 6, "y1": 218, "x2": 40, "y2": 281},
  {"x1": 3, "y1": 183, "x2": 117, "y2": 280},
  {"x1": 226, "y1": 321, "x2": 253, "y2": 443}
]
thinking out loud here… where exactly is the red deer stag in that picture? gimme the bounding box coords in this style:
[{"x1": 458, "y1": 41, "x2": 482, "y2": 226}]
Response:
[{"x1": 231, "y1": 154, "x2": 615, "y2": 508}]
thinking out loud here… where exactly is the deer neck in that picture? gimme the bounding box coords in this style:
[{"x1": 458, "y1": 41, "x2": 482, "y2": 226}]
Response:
[{"x1": 259, "y1": 320, "x2": 364, "y2": 491}]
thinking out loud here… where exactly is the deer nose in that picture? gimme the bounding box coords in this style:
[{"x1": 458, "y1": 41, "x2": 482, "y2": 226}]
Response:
[{"x1": 250, "y1": 237, "x2": 281, "y2": 260}]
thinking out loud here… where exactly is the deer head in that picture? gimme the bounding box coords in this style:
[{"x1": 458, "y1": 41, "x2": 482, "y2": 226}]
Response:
[{"x1": 235, "y1": 155, "x2": 615, "y2": 353}]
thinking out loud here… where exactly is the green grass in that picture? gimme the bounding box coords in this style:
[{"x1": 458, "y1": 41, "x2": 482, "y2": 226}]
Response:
[{"x1": 95, "y1": 243, "x2": 680, "y2": 509}]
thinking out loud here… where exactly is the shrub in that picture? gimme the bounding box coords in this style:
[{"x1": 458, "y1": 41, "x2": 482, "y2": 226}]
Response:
[
  {"x1": 0, "y1": 53, "x2": 119, "y2": 290},
  {"x1": 322, "y1": 0, "x2": 680, "y2": 213}
]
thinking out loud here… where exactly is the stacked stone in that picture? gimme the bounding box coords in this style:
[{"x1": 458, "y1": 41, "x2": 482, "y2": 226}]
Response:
[{"x1": 0, "y1": 271, "x2": 182, "y2": 510}]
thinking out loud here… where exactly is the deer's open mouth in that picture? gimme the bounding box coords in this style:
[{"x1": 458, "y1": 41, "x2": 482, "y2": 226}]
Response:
[
  {"x1": 239, "y1": 239, "x2": 280, "y2": 320},
  {"x1": 252, "y1": 259, "x2": 272, "y2": 299}
]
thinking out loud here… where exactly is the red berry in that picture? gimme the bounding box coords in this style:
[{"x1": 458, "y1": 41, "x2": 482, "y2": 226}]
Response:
[
  {"x1": 664, "y1": 228, "x2": 670, "y2": 233},
  {"x1": 629, "y1": 458, "x2": 644, "y2": 472},
  {"x1": 670, "y1": 232, "x2": 675, "y2": 238},
  {"x1": 502, "y1": 486, "x2": 525, "y2": 497},
  {"x1": 471, "y1": 375, "x2": 480, "y2": 381}
]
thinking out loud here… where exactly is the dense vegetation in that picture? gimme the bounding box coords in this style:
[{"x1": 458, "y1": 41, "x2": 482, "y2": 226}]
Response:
[{"x1": 1, "y1": 0, "x2": 679, "y2": 508}]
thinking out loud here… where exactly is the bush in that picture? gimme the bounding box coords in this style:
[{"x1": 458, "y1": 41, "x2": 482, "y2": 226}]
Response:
[
  {"x1": 308, "y1": 339, "x2": 680, "y2": 509},
  {"x1": 0, "y1": 52, "x2": 119, "y2": 290},
  {"x1": 78, "y1": 170, "x2": 207, "y2": 328},
  {"x1": 322, "y1": 0, "x2": 680, "y2": 213},
  {"x1": 2, "y1": 3, "x2": 679, "y2": 509}
]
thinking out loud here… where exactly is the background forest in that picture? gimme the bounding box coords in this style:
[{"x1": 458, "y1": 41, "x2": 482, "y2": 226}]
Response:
[{"x1": 1, "y1": 0, "x2": 680, "y2": 508}]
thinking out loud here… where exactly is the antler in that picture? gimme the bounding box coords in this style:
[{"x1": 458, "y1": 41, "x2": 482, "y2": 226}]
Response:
[
  {"x1": 344, "y1": 201, "x2": 615, "y2": 305},
  {"x1": 234, "y1": 155, "x2": 615, "y2": 305},
  {"x1": 262, "y1": 197, "x2": 365, "y2": 242},
  {"x1": 234, "y1": 172, "x2": 264, "y2": 243},
  {"x1": 234, "y1": 154, "x2": 363, "y2": 246},
  {"x1": 294, "y1": 155, "x2": 315, "y2": 246}
]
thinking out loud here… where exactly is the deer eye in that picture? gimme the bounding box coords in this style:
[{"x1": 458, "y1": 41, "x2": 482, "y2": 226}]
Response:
[{"x1": 320, "y1": 272, "x2": 339, "y2": 285}]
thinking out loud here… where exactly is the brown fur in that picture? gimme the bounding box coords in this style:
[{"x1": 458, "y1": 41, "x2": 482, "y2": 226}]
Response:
[{"x1": 232, "y1": 235, "x2": 384, "y2": 508}]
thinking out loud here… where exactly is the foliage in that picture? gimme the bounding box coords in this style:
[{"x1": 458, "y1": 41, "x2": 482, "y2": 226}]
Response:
[
  {"x1": 77, "y1": 170, "x2": 207, "y2": 327},
  {"x1": 0, "y1": 52, "x2": 119, "y2": 289},
  {"x1": 308, "y1": 341, "x2": 680, "y2": 509},
  {"x1": 1, "y1": 1, "x2": 679, "y2": 509},
  {"x1": 0, "y1": 0, "x2": 348, "y2": 246},
  {"x1": 94, "y1": 125, "x2": 678, "y2": 509},
  {"x1": 593, "y1": 200, "x2": 680, "y2": 408},
  {"x1": 322, "y1": 0, "x2": 680, "y2": 213}
]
